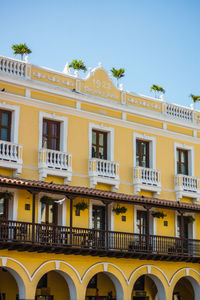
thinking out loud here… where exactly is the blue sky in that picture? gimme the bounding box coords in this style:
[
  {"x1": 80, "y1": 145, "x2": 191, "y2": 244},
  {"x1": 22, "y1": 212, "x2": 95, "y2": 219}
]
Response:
[{"x1": 1, "y1": 0, "x2": 200, "y2": 107}]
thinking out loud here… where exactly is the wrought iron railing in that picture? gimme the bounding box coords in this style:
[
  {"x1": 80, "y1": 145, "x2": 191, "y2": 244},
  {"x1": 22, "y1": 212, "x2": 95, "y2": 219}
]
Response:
[{"x1": 0, "y1": 220, "x2": 200, "y2": 259}]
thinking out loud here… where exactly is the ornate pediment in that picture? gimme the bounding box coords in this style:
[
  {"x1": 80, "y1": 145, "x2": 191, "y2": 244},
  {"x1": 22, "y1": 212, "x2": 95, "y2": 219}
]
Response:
[{"x1": 80, "y1": 63, "x2": 121, "y2": 102}]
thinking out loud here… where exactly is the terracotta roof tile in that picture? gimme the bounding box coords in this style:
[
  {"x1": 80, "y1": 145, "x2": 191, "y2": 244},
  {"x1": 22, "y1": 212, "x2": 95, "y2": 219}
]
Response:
[{"x1": 0, "y1": 176, "x2": 199, "y2": 212}]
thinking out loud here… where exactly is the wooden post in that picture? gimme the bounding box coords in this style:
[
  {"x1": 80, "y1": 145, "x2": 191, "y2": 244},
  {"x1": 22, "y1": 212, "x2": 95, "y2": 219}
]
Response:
[
  {"x1": 146, "y1": 206, "x2": 150, "y2": 251},
  {"x1": 105, "y1": 202, "x2": 109, "y2": 250},
  {"x1": 32, "y1": 192, "x2": 36, "y2": 243},
  {"x1": 180, "y1": 211, "x2": 184, "y2": 253},
  {"x1": 69, "y1": 197, "x2": 73, "y2": 245}
]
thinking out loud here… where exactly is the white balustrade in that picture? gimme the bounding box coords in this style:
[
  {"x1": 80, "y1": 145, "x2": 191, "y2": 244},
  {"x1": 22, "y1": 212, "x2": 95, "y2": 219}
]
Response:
[
  {"x1": 134, "y1": 167, "x2": 161, "y2": 186},
  {"x1": 39, "y1": 148, "x2": 72, "y2": 171},
  {"x1": 165, "y1": 103, "x2": 193, "y2": 122},
  {"x1": 0, "y1": 140, "x2": 23, "y2": 163},
  {"x1": 0, "y1": 56, "x2": 26, "y2": 77},
  {"x1": 89, "y1": 158, "x2": 119, "y2": 179},
  {"x1": 175, "y1": 174, "x2": 199, "y2": 193},
  {"x1": 89, "y1": 158, "x2": 120, "y2": 191}
]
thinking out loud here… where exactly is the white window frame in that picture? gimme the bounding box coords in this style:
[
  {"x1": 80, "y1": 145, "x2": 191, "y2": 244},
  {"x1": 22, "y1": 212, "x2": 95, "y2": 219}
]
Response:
[
  {"x1": 39, "y1": 111, "x2": 68, "y2": 152},
  {"x1": 133, "y1": 133, "x2": 156, "y2": 169},
  {"x1": 0, "y1": 102, "x2": 20, "y2": 143},
  {"x1": 89, "y1": 123, "x2": 114, "y2": 161},
  {"x1": 133, "y1": 205, "x2": 156, "y2": 235},
  {"x1": 0, "y1": 188, "x2": 18, "y2": 221},
  {"x1": 89, "y1": 199, "x2": 114, "y2": 231},
  {"x1": 37, "y1": 193, "x2": 67, "y2": 226},
  {"x1": 174, "y1": 142, "x2": 194, "y2": 176},
  {"x1": 175, "y1": 211, "x2": 195, "y2": 239}
]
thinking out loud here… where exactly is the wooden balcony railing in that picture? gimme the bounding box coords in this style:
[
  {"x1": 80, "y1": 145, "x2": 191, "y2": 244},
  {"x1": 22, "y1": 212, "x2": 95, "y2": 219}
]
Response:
[{"x1": 0, "y1": 220, "x2": 200, "y2": 262}]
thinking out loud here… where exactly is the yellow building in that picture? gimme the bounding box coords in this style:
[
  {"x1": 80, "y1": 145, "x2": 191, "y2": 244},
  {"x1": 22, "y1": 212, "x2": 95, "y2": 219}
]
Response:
[{"x1": 0, "y1": 55, "x2": 200, "y2": 300}]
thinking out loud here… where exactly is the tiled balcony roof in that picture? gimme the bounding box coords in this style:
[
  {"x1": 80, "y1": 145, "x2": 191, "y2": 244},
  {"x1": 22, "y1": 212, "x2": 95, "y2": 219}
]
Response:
[{"x1": 0, "y1": 176, "x2": 199, "y2": 212}]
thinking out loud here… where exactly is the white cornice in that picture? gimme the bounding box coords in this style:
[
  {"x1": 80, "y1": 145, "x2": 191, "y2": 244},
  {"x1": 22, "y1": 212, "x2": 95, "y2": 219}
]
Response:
[
  {"x1": 0, "y1": 91, "x2": 200, "y2": 144},
  {"x1": 0, "y1": 73, "x2": 199, "y2": 132}
]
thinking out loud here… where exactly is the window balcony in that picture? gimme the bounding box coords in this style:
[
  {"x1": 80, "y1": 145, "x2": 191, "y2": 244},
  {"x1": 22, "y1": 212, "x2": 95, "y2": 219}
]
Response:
[
  {"x1": 89, "y1": 158, "x2": 120, "y2": 191},
  {"x1": 175, "y1": 174, "x2": 200, "y2": 202},
  {"x1": 133, "y1": 166, "x2": 161, "y2": 197},
  {"x1": 38, "y1": 148, "x2": 72, "y2": 184},
  {"x1": 0, "y1": 140, "x2": 23, "y2": 177}
]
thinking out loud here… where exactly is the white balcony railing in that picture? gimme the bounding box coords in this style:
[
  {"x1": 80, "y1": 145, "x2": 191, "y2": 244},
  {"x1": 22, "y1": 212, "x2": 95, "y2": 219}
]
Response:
[
  {"x1": 0, "y1": 140, "x2": 23, "y2": 176},
  {"x1": 165, "y1": 103, "x2": 193, "y2": 122},
  {"x1": 175, "y1": 174, "x2": 200, "y2": 201},
  {"x1": 133, "y1": 166, "x2": 161, "y2": 196},
  {"x1": 39, "y1": 148, "x2": 72, "y2": 184},
  {"x1": 0, "y1": 56, "x2": 26, "y2": 78},
  {"x1": 89, "y1": 158, "x2": 120, "y2": 191}
]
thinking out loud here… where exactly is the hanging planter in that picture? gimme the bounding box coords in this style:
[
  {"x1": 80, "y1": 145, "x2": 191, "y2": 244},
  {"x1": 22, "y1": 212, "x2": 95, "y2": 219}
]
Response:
[
  {"x1": 152, "y1": 211, "x2": 166, "y2": 219},
  {"x1": 112, "y1": 205, "x2": 127, "y2": 215},
  {"x1": 0, "y1": 191, "x2": 13, "y2": 200},
  {"x1": 74, "y1": 201, "x2": 88, "y2": 211},
  {"x1": 40, "y1": 195, "x2": 54, "y2": 205},
  {"x1": 184, "y1": 215, "x2": 195, "y2": 224}
]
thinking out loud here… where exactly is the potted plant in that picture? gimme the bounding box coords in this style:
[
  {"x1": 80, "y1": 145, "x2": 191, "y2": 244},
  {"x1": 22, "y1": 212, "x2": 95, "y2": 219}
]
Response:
[
  {"x1": 184, "y1": 215, "x2": 195, "y2": 224},
  {"x1": 11, "y1": 43, "x2": 32, "y2": 60},
  {"x1": 112, "y1": 205, "x2": 127, "y2": 215},
  {"x1": 74, "y1": 201, "x2": 88, "y2": 215},
  {"x1": 150, "y1": 84, "x2": 165, "y2": 98},
  {"x1": 40, "y1": 195, "x2": 54, "y2": 205},
  {"x1": 151, "y1": 211, "x2": 166, "y2": 219},
  {"x1": 0, "y1": 191, "x2": 13, "y2": 200}
]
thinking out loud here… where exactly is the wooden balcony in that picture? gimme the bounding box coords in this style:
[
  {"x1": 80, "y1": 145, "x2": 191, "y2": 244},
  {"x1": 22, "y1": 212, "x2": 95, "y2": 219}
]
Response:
[{"x1": 0, "y1": 220, "x2": 200, "y2": 263}]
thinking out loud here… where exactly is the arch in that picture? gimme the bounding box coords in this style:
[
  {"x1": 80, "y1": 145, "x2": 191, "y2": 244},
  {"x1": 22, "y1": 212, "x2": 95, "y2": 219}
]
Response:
[
  {"x1": 83, "y1": 263, "x2": 125, "y2": 300},
  {"x1": 129, "y1": 266, "x2": 167, "y2": 300},
  {"x1": 32, "y1": 261, "x2": 78, "y2": 300},
  {"x1": 0, "y1": 266, "x2": 26, "y2": 299},
  {"x1": 172, "y1": 274, "x2": 200, "y2": 300}
]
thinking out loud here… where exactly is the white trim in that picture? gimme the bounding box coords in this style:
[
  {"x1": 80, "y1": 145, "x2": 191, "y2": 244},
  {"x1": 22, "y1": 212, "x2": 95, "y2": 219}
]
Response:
[
  {"x1": 0, "y1": 101, "x2": 20, "y2": 143},
  {"x1": 133, "y1": 132, "x2": 156, "y2": 169},
  {"x1": 175, "y1": 211, "x2": 195, "y2": 239},
  {"x1": 174, "y1": 142, "x2": 194, "y2": 176},
  {"x1": 0, "y1": 188, "x2": 18, "y2": 221},
  {"x1": 2, "y1": 91, "x2": 200, "y2": 145},
  {"x1": 133, "y1": 205, "x2": 155, "y2": 235},
  {"x1": 37, "y1": 193, "x2": 66, "y2": 225},
  {"x1": 39, "y1": 111, "x2": 68, "y2": 152},
  {"x1": 89, "y1": 199, "x2": 113, "y2": 231},
  {"x1": 88, "y1": 122, "x2": 114, "y2": 160}
]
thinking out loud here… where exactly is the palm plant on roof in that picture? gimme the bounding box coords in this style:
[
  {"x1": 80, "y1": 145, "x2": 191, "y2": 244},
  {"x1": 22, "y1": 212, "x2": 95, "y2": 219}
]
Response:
[
  {"x1": 11, "y1": 43, "x2": 32, "y2": 60},
  {"x1": 110, "y1": 68, "x2": 125, "y2": 88},
  {"x1": 69, "y1": 59, "x2": 87, "y2": 73},
  {"x1": 190, "y1": 94, "x2": 200, "y2": 103},
  {"x1": 150, "y1": 84, "x2": 165, "y2": 98}
]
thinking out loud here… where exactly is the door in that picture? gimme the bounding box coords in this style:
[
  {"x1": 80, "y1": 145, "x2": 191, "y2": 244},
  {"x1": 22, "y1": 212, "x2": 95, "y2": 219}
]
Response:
[
  {"x1": 92, "y1": 205, "x2": 105, "y2": 248},
  {"x1": 177, "y1": 216, "x2": 189, "y2": 252},
  {"x1": 136, "y1": 211, "x2": 148, "y2": 249}
]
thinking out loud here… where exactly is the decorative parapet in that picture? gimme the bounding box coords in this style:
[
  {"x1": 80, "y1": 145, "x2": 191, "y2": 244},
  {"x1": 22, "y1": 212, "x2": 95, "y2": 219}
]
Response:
[
  {"x1": 175, "y1": 174, "x2": 200, "y2": 202},
  {"x1": 165, "y1": 103, "x2": 193, "y2": 122},
  {"x1": 0, "y1": 55, "x2": 199, "y2": 125},
  {"x1": 39, "y1": 148, "x2": 72, "y2": 184},
  {"x1": 0, "y1": 140, "x2": 23, "y2": 177},
  {"x1": 89, "y1": 158, "x2": 120, "y2": 191},
  {"x1": 0, "y1": 56, "x2": 26, "y2": 78},
  {"x1": 133, "y1": 166, "x2": 161, "y2": 197}
]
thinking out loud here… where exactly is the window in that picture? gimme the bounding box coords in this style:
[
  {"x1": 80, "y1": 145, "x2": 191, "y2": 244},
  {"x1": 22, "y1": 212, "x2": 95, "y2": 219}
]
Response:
[
  {"x1": 41, "y1": 203, "x2": 58, "y2": 225},
  {"x1": 0, "y1": 198, "x2": 8, "y2": 219},
  {"x1": 42, "y1": 119, "x2": 60, "y2": 150},
  {"x1": 0, "y1": 110, "x2": 11, "y2": 141},
  {"x1": 136, "y1": 140, "x2": 149, "y2": 168},
  {"x1": 92, "y1": 130, "x2": 107, "y2": 159},
  {"x1": 177, "y1": 149, "x2": 188, "y2": 175},
  {"x1": 89, "y1": 123, "x2": 114, "y2": 161},
  {"x1": 136, "y1": 210, "x2": 147, "y2": 235}
]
